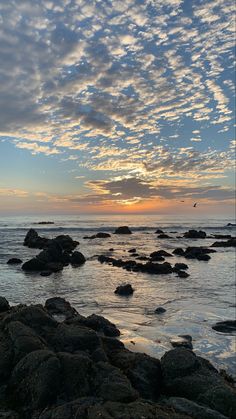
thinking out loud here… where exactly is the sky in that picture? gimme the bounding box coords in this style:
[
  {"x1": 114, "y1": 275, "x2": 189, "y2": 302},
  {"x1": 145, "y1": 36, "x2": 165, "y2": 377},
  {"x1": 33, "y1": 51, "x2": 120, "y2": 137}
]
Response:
[{"x1": 0, "y1": 0, "x2": 235, "y2": 215}]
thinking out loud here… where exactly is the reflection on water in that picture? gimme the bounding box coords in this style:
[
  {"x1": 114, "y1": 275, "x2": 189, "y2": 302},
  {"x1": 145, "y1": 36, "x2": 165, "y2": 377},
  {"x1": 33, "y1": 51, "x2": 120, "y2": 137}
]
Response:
[{"x1": 0, "y1": 214, "x2": 235, "y2": 377}]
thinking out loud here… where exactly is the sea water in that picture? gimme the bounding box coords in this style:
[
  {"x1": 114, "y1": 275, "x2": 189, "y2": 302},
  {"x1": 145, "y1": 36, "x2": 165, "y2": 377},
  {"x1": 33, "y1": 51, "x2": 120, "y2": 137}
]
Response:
[{"x1": 0, "y1": 214, "x2": 235, "y2": 377}]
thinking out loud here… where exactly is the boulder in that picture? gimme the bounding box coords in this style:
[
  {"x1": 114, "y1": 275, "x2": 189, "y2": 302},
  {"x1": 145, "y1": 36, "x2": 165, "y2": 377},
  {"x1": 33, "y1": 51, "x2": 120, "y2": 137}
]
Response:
[
  {"x1": 0, "y1": 330, "x2": 13, "y2": 383},
  {"x1": 7, "y1": 258, "x2": 22, "y2": 265},
  {"x1": 9, "y1": 350, "x2": 61, "y2": 411},
  {"x1": 155, "y1": 307, "x2": 166, "y2": 314},
  {"x1": 52, "y1": 323, "x2": 101, "y2": 353},
  {"x1": 22, "y1": 258, "x2": 46, "y2": 272},
  {"x1": 114, "y1": 226, "x2": 132, "y2": 234},
  {"x1": 183, "y1": 230, "x2": 206, "y2": 239},
  {"x1": 177, "y1": 270, "x2": 190, "y2": 278},
  {"x1": 170, "y1": 335, "x2": 193, "y2": 350},
  {"x1": 162, "y1": 397, "x2": 228, "y2": 419},
  {"x1": 174, "y1": 263, "x2": 189, "y2": 270},
  {"x1": 54, "y1": 235, "x2": 79, "y2": 251},
  {"x1": 84, "y1": 232, "x2": 111, "y2": 239},
  {"x1": 173, "y1": 248, "x2": 185, "y2": 256},
  {"x1": 212, "y1": 320, "x2": 236, "y2": 334},
  {"x1": 70, "y1": 251, "x2": 86, "y2": 266},
  {"x1": 45, "y1": 297, "x2": 78, "y2": 319},
  {"x1": 114, "y1": 284, "x2": 134, "y2": 296},
  {"x1": 0, "y1": 297, "x2": 10, "y2": 313},
  {"x1": 150, "y1": 250, "x2": 173, "y2": 258}
]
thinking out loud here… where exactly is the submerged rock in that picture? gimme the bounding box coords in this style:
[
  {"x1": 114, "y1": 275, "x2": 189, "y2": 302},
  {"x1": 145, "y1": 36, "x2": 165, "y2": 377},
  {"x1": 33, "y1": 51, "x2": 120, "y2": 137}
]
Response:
[
  {"x1": 115, "y1": 284, "x2": 134, "y2": 296},
  {"x1": 114, "y1": 226, "x2": 132, "y2": 234}
]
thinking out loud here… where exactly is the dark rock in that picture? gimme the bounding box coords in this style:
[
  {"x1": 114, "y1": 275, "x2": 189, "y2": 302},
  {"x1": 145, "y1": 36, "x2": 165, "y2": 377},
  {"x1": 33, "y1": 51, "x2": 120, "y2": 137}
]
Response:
[
  {"x1": 115, "y1": 284, "x2": 134, "y2": 296},
  {"x1": 155, "y1": 229, "x2": 164, "y2": 234},
  {"x1": 70, "y1": 251, "x2": 86, "y2": 265},
  {"x1": 45, "y1": 297, "x2": 78, "y2": 319},
  {"x1": 212, "y1": 320, "x2": 236, "y2": 334},
  {"x1": 150, "y1": 250, "x2": 173, "y2": 258},
  {"x1": 183, "y1": 230, "x2": 206, "y2": 239},
  {"x1": 184, "y1": 247, "x2": 213, "y2": 260},
  {"x1": 196, "y1": 254, "x2": 211, "y2": 261},
  {"x1": 22, "y1": 258, "x2": 46, "y2": 271},
  {"x1": 92, "y1": 361, "x2": 138, "y2": 402},
  {"x1": 84, "y1": 232, "x2": 111, "y2": 239},
  {"x1": 173, "y1": 248, "x2": 185, "y2": 256},
  {"x1": 0, "y1": 410, "x2": 19, "y2": 419},
  {"x1": 40, "y1": 271, "x2": 52, "y2": 277},
  {"x1": 158, "y1": 234, "x2": 170, "y2": 239},
  {"x1": 128, "y1": 248, "x2": 136, "y2": 253},
  {"x1": 177, "y1": 270, "x2": 190, "y2": 278},
  {"x1": 174, "y1": 263, "x2": 189, "y2": 270},
  {"x1": 0, "y1": 330, "x2": 13, "y2": 382},
  {"x1": 24, "y1": 229, "x2": 49, "y2": 249},
  {"x1": 114, "y1": 226, "x2": 132, "y2": 234},
  {"x1": 109, "y1": 248, "x2": 114, "y2": 251},
  {"x1": 136, "y1": 256, "x2": 149, "y2": 261},
  {"x1": 36, "y1": 221, "x2": 54, "y2": 224},
  {"x1": 162, "y1": 397, "x2": 228, "y2": 419},
  {"x1": 213, "y1": 234, "x2": 232, "y2": 239},
  {"x1": 144, "y1": 261, "x2": 173, "y2": 274},
  {"x1": 0, "y1": 297, "x2": 10, "y2": 313},
  {"x1": 45, "y1": 262, "x2": 64, "y2": 272},
  {"x1": 37, "y1": 241, "x2": 63, "y2": 264},
  {"x1": 81, "y1": 314, "x2": 120, "y2": 337},
  {"x1": 149, "y1": 253, "x2": 165, "y2": 262},
  {"x1": 52, "y1": 323, "x2": 101, "y2": 353},
  {"x1": 211, "y1": 238, "x2": 236, "y2": 247},
  {"x1": 54, "y1": 235, "x2": 79, "y2": 251},
  {"x1": 108, "y1": 348, "x2": 162, "y2": 400},
  {"x1": 171, "y1": 335, "x2": 193, "y2": 350},
  {"x1": 155, "y1": 307, "x2": 166, "y2": 314},
  {"x1": 7, "y1": 258, "x2": 22, "y2": 265}
]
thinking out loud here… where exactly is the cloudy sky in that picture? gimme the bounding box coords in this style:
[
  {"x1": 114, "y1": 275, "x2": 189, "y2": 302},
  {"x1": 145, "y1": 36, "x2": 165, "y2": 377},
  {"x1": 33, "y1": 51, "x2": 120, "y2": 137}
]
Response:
[{"x1": 0, "y1": 0, "x2": 235, "y2": 215}]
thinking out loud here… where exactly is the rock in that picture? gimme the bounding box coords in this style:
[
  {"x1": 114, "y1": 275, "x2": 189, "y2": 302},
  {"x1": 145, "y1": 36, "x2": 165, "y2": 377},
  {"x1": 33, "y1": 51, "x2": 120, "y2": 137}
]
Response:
[
  {"x1": 52, "y1": 323, "x2": 101, "y2": 353},
  {"x1": 23, "y1": 229, "x2": 49, "y2": 249},
  {"x1": 54, "y1": 235, "x2": 79, "y2": 251},
  {"x1": 80, "y1": 314, "x2": 120, "y2": 337},
  {"x1": 0, "y1": 330, "x2": 13, "y2": 382},
  {"x1": 92, "y1": 361, "x2": 139, "y2": 402},
  {"x1": 173, "y1": 248, "x2": 185, "y2": 256},
  {"x1": 22, "y1": 258, "x2": 46, "y2": 271},
  {"x1": 108, "y1": 349, "x2": 162, "y2": 400},
  {"x1": 144, "y1": 261, "x2": 173, "y2": 274},
  {"x1": 162, "y1": 397, "x2": 228, "y2": 419},
  {"x1": 128, "y1": 248, "x2": 136, "y2": 253},
  {"x1": 45, "y1": 297, "x2": 78, "y2": 319},
  {"x1": 196, "y1": 254, "x2": 211, "y2": 261},
  {"x1": 155, "y1": 229, "x2": 164, "y2": 234},
  {"x1": 0, "y1": 297, "x2": 10, "y2": 313},
  {"x1": 40, "y1": 271, "x2": 52, "y2": 277},
  {"x1": 0, "y1": 410, "x2": 19, "y2": 419},
  {"x1": 84, "y1": 232, "x2": 111, "y2": 239},
  {"x1": 37, "y1": 241, "x2": 63, "y2": 264},
  {"x1": 177, "y1": 270, "x2": 190, "y2": 278},
  {"x1": 212, "y1": 320, "x2": 236, "y2": 334},
  {"x1": 109, "y1": 248, "x2": 114, "y2": 251},
  {"x1": 114, "y1": 284, "x2": 134, "y2": 296},
  {"x1": 155, "y1": 307, "x2": 166, "y2": 314},
  {"x1": 157, "y1": 234, "x2": 170, "y2": 239},
  {"x1": 150, "y1": 250, "x2": 173, "y2": 258},
  {"x1": 174, "y1": 263, "x2": 189, "y2": 270},
  {"x1": 114, "y1": 226, "x2": 132, "y2": 234},
  {"x1": 183, "y1": 230, "x2": 206, "y2": 239},
  {"x1": 7, "y1": 258, "x2": 22, "y2": 265},
  {"x1": 36, "y1": 221, "x2": 54, "y2": 224},
  {"x1": 213, "y1": 234, "x2": 232, "y2": 239},
  {"x1": 211, "y1": 238, "x2": 236, "y2": 247},
  {"x1": 45, "y1": 262, "x2": 64, "y2": 272},
  {"x1": 149, "y1": 253, "x2": 165, "y2": 261},
  {"x1": 170, "y1": 335, "x2": 193, "y2": 350},
  {"x1": 184, "y1": 247, "x2": 213, "y2": 260},
  {"x1": 70, "y1": 251, "x2": 86, "y2": 265},
  {"x1": 9, "y1": 350, "x2": 61, "y2": 411}
]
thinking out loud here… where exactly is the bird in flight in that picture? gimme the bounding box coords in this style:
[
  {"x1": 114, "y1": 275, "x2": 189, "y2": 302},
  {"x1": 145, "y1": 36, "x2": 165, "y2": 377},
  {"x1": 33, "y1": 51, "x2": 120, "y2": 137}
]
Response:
[{"x1": 193, "y1": 202, "x2": 197, "y2": 207}]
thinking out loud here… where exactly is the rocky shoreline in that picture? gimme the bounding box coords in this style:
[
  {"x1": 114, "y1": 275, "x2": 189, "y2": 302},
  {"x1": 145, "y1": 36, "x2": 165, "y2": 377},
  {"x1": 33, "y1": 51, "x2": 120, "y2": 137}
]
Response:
[{"x1": 0, "y1": 296, "x2": 235, "y2": 419}]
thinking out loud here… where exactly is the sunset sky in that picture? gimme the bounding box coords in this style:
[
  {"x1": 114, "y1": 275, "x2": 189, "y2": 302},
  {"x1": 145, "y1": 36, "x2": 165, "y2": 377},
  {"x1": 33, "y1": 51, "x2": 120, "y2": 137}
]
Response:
[{"x1": 0, "y1": 0, "x2": 235, "y2": 215}]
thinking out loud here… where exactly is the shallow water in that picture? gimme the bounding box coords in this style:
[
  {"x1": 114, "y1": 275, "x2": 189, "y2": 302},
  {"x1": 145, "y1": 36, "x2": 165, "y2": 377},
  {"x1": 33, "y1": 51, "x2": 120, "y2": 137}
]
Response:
[{"x1": 0, "y1": 214, "x2": 235, "y2": 377}]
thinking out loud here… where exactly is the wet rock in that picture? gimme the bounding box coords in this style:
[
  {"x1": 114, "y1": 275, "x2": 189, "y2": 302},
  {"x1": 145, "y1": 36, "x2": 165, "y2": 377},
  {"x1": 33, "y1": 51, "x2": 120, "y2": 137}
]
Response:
[
  {"x1": 109, "y1": 248, "x2": 114, "y2": 251},
  {"x1": 7, "y1": 258, "x2": 22, "y2": 265},
  {"x1": 184, "y1": 247, "x2": 212, "y2": 260},
  {"x1": 144, "y1": 261, "x2": 173, "y2": 274},
  {"x1": 108, "y1": 348, "x2": 162, "y2": 400},
  {"x1": 149, "y1": 253, "x2": 165, "y2": 261},
  {"x1": 0, "y1": 410, "x2": 19, "y2": 419},
  {"x1": 37, "y1": 241, "x2": 63, "y2": 264},
  {"x1": 0, "y1": 330, "x2": 13, "y2": 382},
  {"x1": 24, "y1": 229, "x2": 49, "y2": 249},
  {"x1": 183, "y1": 230, "x2": 206, "y2": 239},
  {"x1": 171, "y1": 335, "x2": 193, "y2": 350},
  {"x1": 177, "y1": 270, "x2": 190, "y2": 278},
  {"x1": 0, "y1": 297, "x2": 10, "y2": 313},
  {"x1": 136, "y1": 256, "x2": 149, "y2": 261},
  {"x1": 155, "y1": 229, "x2": 164, "y2": 234},
  {"x1": 52, "y1": 323, "x2": 101, "y2": 353},
  {"x1": 45, "y1": 297, "x2": 78, "y2": 319},
  {"x1": 158, "y1": 234, "x2": 170, "y2": 239},
  {"x1": 173, "y1": 248, "x2": 185, "y2": 256},
  {"x1": 128, "y1": 248, "x2": 136, "y2": 253},
  {"x1": 151, "y1": 250, "x2": 173, "y2": 258},
  {"x1": 54, "y1": 235, "x2": 79, "y2": 251},
  {"x1": 155, "y1": 307, "x2": 166, "y2": 314},
  {"x1": 114, "y1": 226, "x2": 132, "y2": 234},
  {"x1": 162, "y1": 397, "x2": 228, "y2": 419},
  {"x1": 81, "y1": 314, "x2": 120, "y2": 337},
  {"x1": 22, "y1": 258, "x2": 46, "y2": 271},
  {"x1": 213, "y1": 234, "x2": 232, "y2": 239},
  {"x1": 40, "y1": 271, "x2": 52, "y2": 277},
  {"x1": 36, "y1": 221, "x2": 54, "y2": 225},
  {"x1": 196, "y1": 254, "x2": 211, "y2": 261},
  {"x1": 70, "y1": 251, "x2": 86, "y2": 266},
  {"x1": 84, "y1": 232, "x2": 111, "y2": 239},
  {"x1": 174, "y1": 263, "x2": 189, "y2": 270},
  {"x1": 45, "y1": 262, "x2": 64, "y2": 272},
  {"x1": 212, "y1": 320, "x2": 236, "y2": 334},
  {"x1": 92, "y1": 361, "x2": 138, "y2": 402},
  {"x1": 211, "y1": 238, "x2": 236, "y2": 247},
  {"x1": 9, "y1": 350, "x2": 61, "y2": 410},
  {"x1": 115, "y1": 284, "x2": 134, "y2": 296}
]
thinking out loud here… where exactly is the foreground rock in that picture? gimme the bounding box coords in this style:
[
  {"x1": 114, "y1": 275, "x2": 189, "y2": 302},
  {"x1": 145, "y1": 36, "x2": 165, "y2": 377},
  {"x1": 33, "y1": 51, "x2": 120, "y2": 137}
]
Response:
[
  {"x1": 114, "y1": 226, "x2": 132, "y2": 234},
  {"x1": 212, "y1": 320, "x2": 236, "y2": 334},
  {"x1": 0, "y1": 297, "x2": 235, "y2": 419}
]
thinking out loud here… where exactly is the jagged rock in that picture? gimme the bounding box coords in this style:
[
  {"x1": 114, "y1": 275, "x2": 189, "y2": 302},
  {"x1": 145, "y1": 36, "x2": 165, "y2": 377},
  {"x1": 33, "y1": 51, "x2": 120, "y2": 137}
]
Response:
[
  {"x1": 184, "y1": 230, "x2": 206, "y2": 239},
  {"x1": 23, "y1": 229, "x2": 49, "y2": 249},
  {"x1": 0, "y1": 297, "x2": 10, "y2": 313},
  {"x1": 7, "y1": 258, "x2": 22, "y2": 265},
  {"x1": 115, "y1": 284, "x2": 134, "y2": 296},
  {"x1": 212, "y1": 320, "x2": 236, "y2": 334},
  {"x1": 155, "y1": 307, "x2": 166, "y2": 314},
  {"x1": 114, "y1": 226, "x2": 132, "y2": 234},
  {"x1": 70, "y1": 251, "x2": 86, "y2": 266}
]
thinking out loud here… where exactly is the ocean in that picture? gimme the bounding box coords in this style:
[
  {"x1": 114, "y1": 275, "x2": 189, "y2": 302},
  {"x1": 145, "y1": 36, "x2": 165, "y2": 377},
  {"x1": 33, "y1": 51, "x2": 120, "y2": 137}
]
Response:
[{"x1": 0, "y1": 214, "x2": 235, "y2": 377}]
